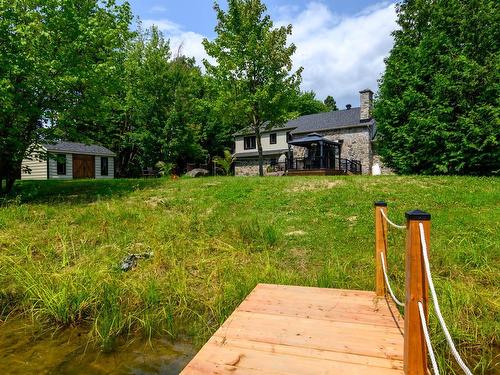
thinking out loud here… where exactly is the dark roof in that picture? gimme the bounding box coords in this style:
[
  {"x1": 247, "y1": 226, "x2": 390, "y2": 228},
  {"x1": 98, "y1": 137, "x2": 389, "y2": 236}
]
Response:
[
  {"x1": 289, "y1": 107, "x2": 372, "y2": 135},
  {"x1": 288, "y1": 133, "x2": 340, "y2": 147},
  {"x1": 42, "y1": 141, "x2": 116, "y2": 156},
  {"x1": 234, "y1": 149, "x2": 288, "y2": 158},
  {"x1": 234, "y1": 108, "x2": 373, "y2": 137}
]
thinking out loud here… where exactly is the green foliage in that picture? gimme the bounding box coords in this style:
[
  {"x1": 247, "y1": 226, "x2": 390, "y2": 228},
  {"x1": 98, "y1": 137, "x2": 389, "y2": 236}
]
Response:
[
  {"x1": 0, "y1": 176, "x2": 498, "y2": 372},
  {"x1": 86, "y1": 26, "x2": 208, "y2": 176},
  {"x1": 324, "y1": 95, "x2": 338, "y2": 111},
  {"x1": 155, "y1": 161, "x2": 175, "y2": 177},
  {"x1": 287, "y1": 91, "x2": 328, "y2": 117},
  {"x1": 94, "y1": 282, "x2": 125, "y2": 352},
  {"x1": 0, "y1": 0, "x2": 133, "y2": 193},
  {"x1": 213, "y1": 150, "x2": 235, "y2": 175},
  {"x1": 375, "y1": 0, "x2": 500, "y2": 175},
  {"x1": 203, "y1": 0, "x2": 302, "y2": 176}
]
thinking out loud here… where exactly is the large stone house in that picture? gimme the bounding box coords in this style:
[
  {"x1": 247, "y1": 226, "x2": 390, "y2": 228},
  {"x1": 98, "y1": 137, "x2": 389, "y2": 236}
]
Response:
[{"x1": 234, "y1": 89, "x2": 388, "y2": 176}]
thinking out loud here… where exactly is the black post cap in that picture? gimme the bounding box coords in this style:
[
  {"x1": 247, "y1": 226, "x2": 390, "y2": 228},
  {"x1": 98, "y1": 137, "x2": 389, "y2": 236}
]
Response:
[
  {"x1": 405, "y1": 210, "x2": 431, "y2": 221},
  {"x1": 374, "y1": 201, "x2": 387, "y2": 207}
]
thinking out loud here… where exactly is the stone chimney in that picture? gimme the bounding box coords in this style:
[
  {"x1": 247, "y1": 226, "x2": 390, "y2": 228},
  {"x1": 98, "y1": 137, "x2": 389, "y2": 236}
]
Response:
[{"x1": 359, "y1": 89, "x2": 373, "y2": 122}]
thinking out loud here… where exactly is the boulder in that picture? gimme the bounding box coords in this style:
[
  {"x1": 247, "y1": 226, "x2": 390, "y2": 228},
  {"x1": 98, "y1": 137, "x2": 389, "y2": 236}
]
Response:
[{"x1": 186, "y1": 168, "x2": 210, "y2": 178}]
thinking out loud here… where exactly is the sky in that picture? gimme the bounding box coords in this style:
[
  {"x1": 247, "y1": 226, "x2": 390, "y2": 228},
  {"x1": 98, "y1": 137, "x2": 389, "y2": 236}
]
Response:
[{"x1": 127, "y1": 0, "x2": 398, "y2": 108}]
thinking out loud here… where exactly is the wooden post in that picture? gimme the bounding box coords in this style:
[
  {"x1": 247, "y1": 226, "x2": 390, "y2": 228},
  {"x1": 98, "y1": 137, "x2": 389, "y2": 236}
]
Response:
[
  {"x1": 374, "y1": 201, "x2": 388, "y2": 297},
  {"x1": 404, "y1": 210, "x2": 431, "y2": 375}
]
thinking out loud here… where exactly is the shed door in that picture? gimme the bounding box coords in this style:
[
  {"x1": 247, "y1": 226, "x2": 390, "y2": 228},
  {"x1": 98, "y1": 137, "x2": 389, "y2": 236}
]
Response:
[{"x1": 73, "y1": 155, "x2": 95, "y2": 179}]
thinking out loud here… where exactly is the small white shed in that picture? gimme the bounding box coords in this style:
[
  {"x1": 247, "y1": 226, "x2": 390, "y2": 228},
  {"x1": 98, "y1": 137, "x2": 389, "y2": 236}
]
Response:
[{"x1": 21, "y1": 141, "x2": 116, "y2": 180}]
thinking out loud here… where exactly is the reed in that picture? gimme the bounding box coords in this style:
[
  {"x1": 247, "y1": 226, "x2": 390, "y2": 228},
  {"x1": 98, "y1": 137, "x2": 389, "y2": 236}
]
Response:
[{"x1": 0, "y1": 176, "x2": 498, "y2": 373}]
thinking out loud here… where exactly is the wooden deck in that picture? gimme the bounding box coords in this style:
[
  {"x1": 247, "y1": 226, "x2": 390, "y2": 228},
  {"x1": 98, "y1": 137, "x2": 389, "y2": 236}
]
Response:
[{"x1": 181, "y1": 284, "x2": 405, "y2": 374}]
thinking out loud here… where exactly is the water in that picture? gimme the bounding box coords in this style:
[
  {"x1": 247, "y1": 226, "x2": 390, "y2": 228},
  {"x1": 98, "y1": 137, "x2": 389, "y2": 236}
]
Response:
[{"x1": 0, "y1": 319, "x2": 196, "y2": 374}]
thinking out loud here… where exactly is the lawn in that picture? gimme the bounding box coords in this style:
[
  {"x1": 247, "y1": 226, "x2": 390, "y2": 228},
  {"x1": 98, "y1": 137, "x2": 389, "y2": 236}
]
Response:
[{"x1": 0, "y1": 176, "x2": 498, "y2": 373}]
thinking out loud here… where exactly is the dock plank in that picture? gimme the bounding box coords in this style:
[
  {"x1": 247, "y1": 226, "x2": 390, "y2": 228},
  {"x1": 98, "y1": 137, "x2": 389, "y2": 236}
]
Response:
[{"x1": 181, "y1": 284, "x2": 404, "y2": 374}]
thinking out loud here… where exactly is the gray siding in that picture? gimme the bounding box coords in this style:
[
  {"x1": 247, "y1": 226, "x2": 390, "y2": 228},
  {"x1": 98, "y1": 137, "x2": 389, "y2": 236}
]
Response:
[
  {"x1": 21, "y1": 154, "x2": 48, "y2": 180},
  {"x1": 95, "y1": 156, "x2": 114, "y2": 179},
  {"x1": 48, "y1": 153, "x2": 73, "y2": 180}
]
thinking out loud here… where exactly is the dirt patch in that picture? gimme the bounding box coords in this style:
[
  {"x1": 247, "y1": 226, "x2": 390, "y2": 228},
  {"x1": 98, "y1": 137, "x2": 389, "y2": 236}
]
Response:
[
  {"x1": 145, "y1": 196, "x2": 168, "y2": 208},
  {"x1": 203, "y1": 182, "x2": 222, "y2": 187},
  {"x1": 289, "y1": 247, "x2": 310, "y2": 271},
  {"x1": 285, "y1": 230, "x2": 307, "y2": 236},
  {"x1": 285, "y1": 179, "x2": 345, "y2": 193}
]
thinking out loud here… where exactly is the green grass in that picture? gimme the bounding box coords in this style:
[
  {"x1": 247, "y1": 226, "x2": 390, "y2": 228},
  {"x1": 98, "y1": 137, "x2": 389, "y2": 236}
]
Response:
[{"x1": 0, "y1": 176, "x2": 499, "y2": 373}]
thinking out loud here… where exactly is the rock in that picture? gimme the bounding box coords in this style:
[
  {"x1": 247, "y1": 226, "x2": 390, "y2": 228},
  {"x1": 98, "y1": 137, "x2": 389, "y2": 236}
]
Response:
[
  {"x1": 120, "y1": 252, "x2": 153, "y2": 272},
  {"x1": 186, "y1": 168, "x2": 209, "y2": 178}
]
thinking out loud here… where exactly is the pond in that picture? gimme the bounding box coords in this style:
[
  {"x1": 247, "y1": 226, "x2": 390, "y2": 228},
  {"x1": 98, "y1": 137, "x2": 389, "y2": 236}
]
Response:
[{"x1": 0, "y1": 319, "x2": 195, "y2": 374}]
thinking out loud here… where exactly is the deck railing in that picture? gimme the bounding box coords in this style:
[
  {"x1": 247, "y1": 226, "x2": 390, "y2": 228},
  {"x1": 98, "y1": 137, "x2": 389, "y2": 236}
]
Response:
[
  {"x1": 287, "y1": 157, "x2": 362, "y2": 174},
  {"x1": 374, "y1": 202, "x2": 473, "y2": 375}
]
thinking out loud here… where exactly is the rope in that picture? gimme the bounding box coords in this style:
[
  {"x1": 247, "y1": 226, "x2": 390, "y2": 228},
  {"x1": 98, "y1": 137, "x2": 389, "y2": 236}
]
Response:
[
  {"x1": 380, "y1": 209, "x2": 406, "y2": 229},
  {"x1": 418, "y1": 223, "x2": 473, "y2": 375},
  {"x1": 418, "y1": 301, "x2": 440, "y2": 375},
  {"x1": 380, "y1": 252, "x2": 405, "y2": 307}
]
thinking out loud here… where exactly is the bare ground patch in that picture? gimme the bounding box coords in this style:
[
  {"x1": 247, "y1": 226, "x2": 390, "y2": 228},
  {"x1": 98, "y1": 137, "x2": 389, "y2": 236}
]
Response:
[{"x1": 285, "y1": 179, "x2": 346, "y2": 193}]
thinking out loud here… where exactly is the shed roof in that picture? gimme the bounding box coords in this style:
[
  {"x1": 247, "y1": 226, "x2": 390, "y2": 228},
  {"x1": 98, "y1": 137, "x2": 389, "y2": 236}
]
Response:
[{"x1": 42, "y1": 141, "x2": 116, "y2": 156}]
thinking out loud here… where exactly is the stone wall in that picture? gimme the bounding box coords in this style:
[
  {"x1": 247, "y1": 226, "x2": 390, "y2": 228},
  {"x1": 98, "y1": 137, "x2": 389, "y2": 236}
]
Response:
[
  {"x1": 235, "y1": 157, "x2": 285, "y2": 176},
  {"x1": 235, "y1": 125, "x2": 393, "y2": 176},
  {"x1": 359, "y1": 89, "x2": 373, "y2": 121},
  {"x1": 321, "y1": 126, "x2": 372, "y2": 174}
]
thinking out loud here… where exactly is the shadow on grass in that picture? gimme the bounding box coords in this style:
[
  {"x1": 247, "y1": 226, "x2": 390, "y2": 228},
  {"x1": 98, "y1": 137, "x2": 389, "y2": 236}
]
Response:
[{"x1": 2, "y1": 178, "x2": 167, "y2": 205}]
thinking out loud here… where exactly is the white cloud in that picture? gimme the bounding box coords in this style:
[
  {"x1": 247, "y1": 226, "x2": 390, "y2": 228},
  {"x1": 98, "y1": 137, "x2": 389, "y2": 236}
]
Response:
[
  {"x1": 142, "y1": 2, "x2": 397, "y2": 106},
  {"x1": 142, "y1": 19, "x2": 211, "y2": 67},
  {"x1": 143, "y1": 18, "x2": 180, "y2": 33},
  {"x1": 280, "y1": 1, "x2": 397, "y2": 107},
  {"x1": 149, "y1": 5, "x2": 167, "y2": 13}
]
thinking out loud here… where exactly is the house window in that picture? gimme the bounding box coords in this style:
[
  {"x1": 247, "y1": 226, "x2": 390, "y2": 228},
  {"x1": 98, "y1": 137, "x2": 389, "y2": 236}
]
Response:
[
  {"x1": 269, "y1": 133, "x2": 277, "y2": 145},
  {"x1": 286, "y1": 131, "x2": 293, "y2": 142},
  {"x1": 56, "y1": 155, "x2": 66, "y2": 175},
  {"x1": 101, "y1": 157, "x2": 109, "y2": 176},
  {"x1": 270, "y1": 158, "x2": 277, "y2": 166},
  {"x1": 244, "y1": 136, "x2": 256, "y2": 150}
]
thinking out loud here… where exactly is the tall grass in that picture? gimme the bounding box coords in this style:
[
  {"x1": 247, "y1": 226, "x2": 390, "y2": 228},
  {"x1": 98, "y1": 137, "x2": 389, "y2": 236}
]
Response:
[{"x1": 0, "y1": 176, "x2": 498, "y2": 373}]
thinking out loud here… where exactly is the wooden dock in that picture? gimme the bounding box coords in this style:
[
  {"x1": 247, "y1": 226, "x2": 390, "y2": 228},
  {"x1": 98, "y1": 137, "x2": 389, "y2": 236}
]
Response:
[
  {"x1": 181, "y1": 203, "x2": 442, "y2": 374},
  {"x1": 181, "y1": 284, "x2": 404, "y2": 374}
]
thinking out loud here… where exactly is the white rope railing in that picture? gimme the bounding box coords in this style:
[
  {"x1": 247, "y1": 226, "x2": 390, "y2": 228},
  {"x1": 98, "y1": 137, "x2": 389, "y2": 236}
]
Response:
[
  {"x1": 380, "y1": 209, "x2": 406, "y2": 229},
  {"x1": 418, "y1": 223, "x2": 473, "y2": 375},
  {"x1": 418, "y1": 301, "x2": 440, "y2": 374},
  {"x1": 380, "y1": 252, "x2": 405, "y2": 307}
]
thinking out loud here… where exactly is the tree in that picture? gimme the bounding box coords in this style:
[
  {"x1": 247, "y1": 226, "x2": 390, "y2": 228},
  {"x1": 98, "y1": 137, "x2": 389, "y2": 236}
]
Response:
[
  {"x1": 203, "y1": 0, "x2": 302, "y2": 176},
  {"x1": 374, "y1": 0, "x2": 499, "y2": 175},
  {"x1": 84, "y1": 26, "x2": 207, "y2": 176},
  {"x1": 288, "y1": 91, "x2": 328, "y2": 116},
  {"x1": 324, "y1": 96, "x2": 338, "y2": 111},
  {"x1": 0, "y1": 0, "x2": 132, "y2": 193},
  {"x1": 119, "y1": 25, "x2": 175, "y2": 175}
]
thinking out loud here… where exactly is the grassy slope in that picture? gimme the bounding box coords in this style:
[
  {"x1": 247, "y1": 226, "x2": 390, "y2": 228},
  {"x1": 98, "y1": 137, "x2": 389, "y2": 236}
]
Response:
[{"x1": 0, "y1": 176, "x2": 498, "y2": 373}]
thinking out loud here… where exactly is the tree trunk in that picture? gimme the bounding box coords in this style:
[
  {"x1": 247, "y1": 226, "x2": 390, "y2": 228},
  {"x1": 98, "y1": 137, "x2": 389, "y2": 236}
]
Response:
[
  {"x1": 6, "y1": 176, "x2": 15, "y2": 194},
  {"x1": 255, "y1": 126, "x2": 264, "y2": 177},
  {"x1": 5, "y1": 161, "x2": 19, "y2": 194}
]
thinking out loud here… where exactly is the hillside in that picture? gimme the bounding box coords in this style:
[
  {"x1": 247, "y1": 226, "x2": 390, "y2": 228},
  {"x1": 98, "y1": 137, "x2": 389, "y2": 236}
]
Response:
[{"x1": 0, "y1": 176, "x2": 499, "y2": 373}]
